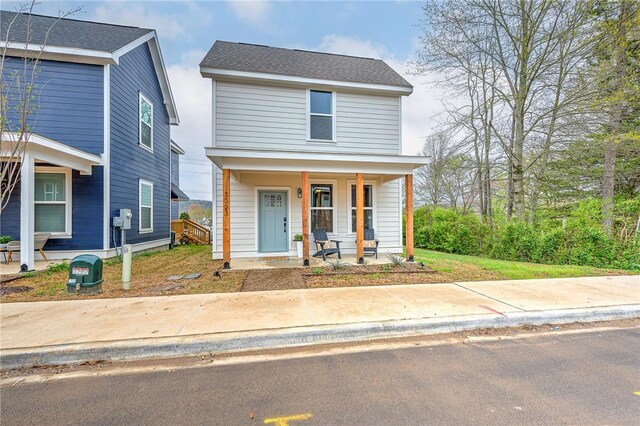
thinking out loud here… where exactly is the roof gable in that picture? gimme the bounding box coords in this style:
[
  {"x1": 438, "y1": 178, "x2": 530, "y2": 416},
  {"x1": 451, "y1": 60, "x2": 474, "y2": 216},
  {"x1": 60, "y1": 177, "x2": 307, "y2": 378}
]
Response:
[
  {"x1": 0, "y1": 11, "x2": 152, "y2": 52},
  {"x1": 200, "y1": 41, "x2": 412, "y2": 93},
  {"x1": 0, "y1": 11, "x2": 179, "y2": 124}
]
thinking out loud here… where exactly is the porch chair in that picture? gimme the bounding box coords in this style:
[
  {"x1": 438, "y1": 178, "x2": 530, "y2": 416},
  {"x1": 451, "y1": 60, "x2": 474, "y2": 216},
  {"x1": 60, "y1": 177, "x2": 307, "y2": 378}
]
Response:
[
  {"x1": 363, "y1": 228, "x2": 379, "y2": 259},
  {"x1": 312, "y1": 230, "x2": 342, "y2": 261},
  {"x1": 355, "y1": 228, "x2": 379, "y2": 259},
  {"x1": 4, "y1": 232, "x2": 51, "y2": 264}
]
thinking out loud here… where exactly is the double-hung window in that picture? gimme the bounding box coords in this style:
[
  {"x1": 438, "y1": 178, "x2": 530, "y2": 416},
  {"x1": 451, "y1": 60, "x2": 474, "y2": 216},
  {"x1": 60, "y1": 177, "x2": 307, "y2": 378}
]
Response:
[
  {"x1": 139, "y1": 92, "x2": 153, "y2": 151},
  {"x1": 308, "y1": 90, "x2": 334, "y2": 141},
  {"x1": 139, "y1": 180, "x2": 153, "y2": 232},
  {"x1": 310, "y1": 183, "x2": 334, "y2": 233},
  {"x1": 34, "y1": 169, "x2": 71, "y2": 235},
  {"x1": 349, "y1": 183, "x2": 374, "y2": 234}
]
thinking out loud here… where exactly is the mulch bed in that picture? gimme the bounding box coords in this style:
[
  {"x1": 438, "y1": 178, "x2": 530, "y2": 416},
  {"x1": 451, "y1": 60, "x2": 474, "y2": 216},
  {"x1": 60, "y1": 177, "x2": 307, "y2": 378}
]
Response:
[
  {"x1": 302, "y1": 262, "x2": 434, "y2": 276},
  {"x1": 240, "y1": 268, "x2": 305, "y2": 292}
]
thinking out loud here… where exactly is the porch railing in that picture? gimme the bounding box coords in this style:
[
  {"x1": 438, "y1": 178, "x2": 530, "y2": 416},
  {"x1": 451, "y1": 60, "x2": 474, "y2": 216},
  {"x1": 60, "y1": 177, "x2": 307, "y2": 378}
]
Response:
[{"x1": 171, "y1": 219, "x2": 211, "y2": 245}]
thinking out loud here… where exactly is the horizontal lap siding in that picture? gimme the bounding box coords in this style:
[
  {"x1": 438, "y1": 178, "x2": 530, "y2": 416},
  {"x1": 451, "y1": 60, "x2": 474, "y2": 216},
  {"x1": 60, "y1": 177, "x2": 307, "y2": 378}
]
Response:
[
  {"x1": 1, "y1": 57, "x2": 104, "y2": 250},
  {"x1": 215, "y1": 81, "x2": 400, "y2": 154},
  {"x1": 3, "y1": 57, "x2": 103, "y2": 154},
  {"x1": 214, "y1": 171, "x2": 402, "y2": 256},
  {"x1": 0, "y1": 184, "x2": 21, "y2": 240},
  {"x1": 110, "y1": 44, "x2": 171, "y2": 247},
  {"x1": 216, "y1": 82, "x2": 306, "y2": 150},
  {"x1": 336, "y1": 93, "x2": 400, "y2": 154}
]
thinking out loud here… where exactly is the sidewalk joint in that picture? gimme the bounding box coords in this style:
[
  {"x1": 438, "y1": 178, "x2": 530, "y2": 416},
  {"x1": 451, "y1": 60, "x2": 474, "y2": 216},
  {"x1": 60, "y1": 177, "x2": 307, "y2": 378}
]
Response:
[{"x1": 453, "y1": 282, "x2": 527, "y2": 312}]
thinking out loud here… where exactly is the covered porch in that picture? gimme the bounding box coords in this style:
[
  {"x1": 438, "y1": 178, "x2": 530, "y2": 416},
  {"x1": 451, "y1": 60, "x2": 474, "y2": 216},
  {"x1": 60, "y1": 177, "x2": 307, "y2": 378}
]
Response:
[
  {"x1": 206, "y1": 147, "x2": 428, "y2": 269},
  {"x1": 1, "y1": 133, "x2": 102, "y2": 271}
]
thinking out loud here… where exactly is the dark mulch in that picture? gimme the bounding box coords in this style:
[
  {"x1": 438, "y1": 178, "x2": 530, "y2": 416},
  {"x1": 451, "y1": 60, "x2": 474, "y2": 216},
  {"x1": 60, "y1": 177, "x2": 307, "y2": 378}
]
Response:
[
  {"x1": 0, "y1": 284, "x2": 33, "y2": 296},
  {"x1": 240, "y1": 268, "x2": 306, "y2": 292}
]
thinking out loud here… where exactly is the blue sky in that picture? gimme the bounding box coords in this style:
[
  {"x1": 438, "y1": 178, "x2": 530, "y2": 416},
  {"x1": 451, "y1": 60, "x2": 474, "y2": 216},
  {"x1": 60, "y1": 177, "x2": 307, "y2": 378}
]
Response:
[{"x1": 5, "y1": 1, "x2": 442, "y2": 200}]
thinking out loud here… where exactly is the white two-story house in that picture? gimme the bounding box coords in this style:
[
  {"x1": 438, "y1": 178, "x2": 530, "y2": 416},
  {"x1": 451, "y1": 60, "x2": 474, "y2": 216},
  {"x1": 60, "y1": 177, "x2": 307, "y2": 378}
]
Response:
[{"x1": 199, "y1": 41, "x2": 427, "y2": 268}]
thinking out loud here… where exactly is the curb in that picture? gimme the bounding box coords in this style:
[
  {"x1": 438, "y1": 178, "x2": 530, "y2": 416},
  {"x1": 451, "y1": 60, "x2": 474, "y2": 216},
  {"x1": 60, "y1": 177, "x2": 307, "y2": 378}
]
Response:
[{"x1": 2, "y1": 305, "x2": 639, "y2": 370}]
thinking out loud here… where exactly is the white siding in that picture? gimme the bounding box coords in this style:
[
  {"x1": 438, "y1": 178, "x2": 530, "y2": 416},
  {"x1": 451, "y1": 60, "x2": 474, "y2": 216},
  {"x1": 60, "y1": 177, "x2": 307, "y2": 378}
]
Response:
[
  {"x1": 213, "y1": 169, "x2": 403, "y2": 258},
  {"x1": 215, "y1": 81, "x2": 400, "y2": 154}
]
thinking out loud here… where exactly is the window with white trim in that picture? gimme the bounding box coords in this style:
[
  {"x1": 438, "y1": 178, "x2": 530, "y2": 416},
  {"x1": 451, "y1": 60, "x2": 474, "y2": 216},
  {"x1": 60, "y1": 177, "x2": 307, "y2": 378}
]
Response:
[
  {"x1": 310, "y1": 183, "x2": 334, "y2": 233},
  {"x1": 34, "y1": 169, "x2": 71, "y2": 235},
  {"x1": 349, "y1": 183, "x2": 374, "y2": 234},
  {"x1": 308, "y1": 90, "x2": 334, "y2": 141},
  {"x1": 139, "y1": 180, "x2": 153, "y2": 232},
  {"x1": 139, "y1": 93, "x2": 153, "y2": 151}
]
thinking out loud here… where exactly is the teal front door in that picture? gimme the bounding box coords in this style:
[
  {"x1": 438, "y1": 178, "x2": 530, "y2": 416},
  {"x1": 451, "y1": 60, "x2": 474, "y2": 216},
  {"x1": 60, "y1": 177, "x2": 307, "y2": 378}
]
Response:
[{"x1": 258, "y1": 191, "x2": 288, "y2": 253}]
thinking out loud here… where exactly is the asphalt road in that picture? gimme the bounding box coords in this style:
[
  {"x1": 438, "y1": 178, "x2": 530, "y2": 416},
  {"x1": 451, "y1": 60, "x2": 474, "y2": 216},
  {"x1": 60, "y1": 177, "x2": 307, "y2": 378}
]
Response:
[{"x1": 2, "y1": 328, "x2": 639, "y2": 425}]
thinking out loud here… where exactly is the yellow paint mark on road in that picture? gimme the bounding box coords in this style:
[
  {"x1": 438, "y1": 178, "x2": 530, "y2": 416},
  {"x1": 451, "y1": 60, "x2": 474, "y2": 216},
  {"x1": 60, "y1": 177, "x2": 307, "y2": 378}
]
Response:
[
  {"x1": 264, "y1": 412, "x2": 313, "y2": 425},
  {"x1": 634, "y1": 391, "x2": 640, "y2": 396}
]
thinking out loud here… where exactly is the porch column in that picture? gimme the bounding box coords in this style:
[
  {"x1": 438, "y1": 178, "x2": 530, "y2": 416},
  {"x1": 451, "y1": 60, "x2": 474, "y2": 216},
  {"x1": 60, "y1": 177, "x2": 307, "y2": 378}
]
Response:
[
  {"x1": 20, "y1": 151, "x2": 35, "y2": 271},
  {"x1": 405, "y1": 173, "x2": 414, "y2": 262},
  {"x1": 301, "y1": 171, "x2": 310, "y2": 266},
  {"x1": 356, "y1": 173, "x2": 364, "y2": 264},
  {"x1": 222, "y1": 168, "x2": 231, "y2": 269}
]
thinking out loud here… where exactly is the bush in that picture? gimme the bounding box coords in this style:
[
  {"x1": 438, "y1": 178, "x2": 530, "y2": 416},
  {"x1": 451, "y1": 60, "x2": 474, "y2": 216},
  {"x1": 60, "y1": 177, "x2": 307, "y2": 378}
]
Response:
[
  {"x1": 411, "y1": 200, "x2": 640, "y2": 270},
  {"x1": 492, "y1": 220, "x2": 541, "y2": 262},
  {"x1": 414, "y1": 207, "x2": 488, "y2": 255},
  {"x1": 179, "y1": 212, "x2": 190, "y2": 220}
]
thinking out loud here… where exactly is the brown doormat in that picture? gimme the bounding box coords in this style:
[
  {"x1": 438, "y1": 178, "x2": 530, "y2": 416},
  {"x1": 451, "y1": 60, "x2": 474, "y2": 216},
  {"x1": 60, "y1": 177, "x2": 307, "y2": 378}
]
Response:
[{"x1": 241, "y1": 268, "x2": 306, "y2": 292}]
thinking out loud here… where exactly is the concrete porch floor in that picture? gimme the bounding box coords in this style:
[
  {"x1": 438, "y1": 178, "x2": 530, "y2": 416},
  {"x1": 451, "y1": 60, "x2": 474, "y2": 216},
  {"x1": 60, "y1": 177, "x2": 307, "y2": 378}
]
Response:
[
  {"x1": 0, "y1": 260, "x2": 59, "y2": 276},
  {"x1": 229, "y1": 254, "x2": 393, "y2": 270}
]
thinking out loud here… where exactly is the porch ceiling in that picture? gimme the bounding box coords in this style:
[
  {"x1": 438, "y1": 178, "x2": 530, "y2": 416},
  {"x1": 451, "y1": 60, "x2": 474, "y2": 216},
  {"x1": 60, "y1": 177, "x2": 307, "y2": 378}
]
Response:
[
  {"x1": 1, "y1": 133, "x2": 102, "y2": 174},
  {"x1": 206, "y1": 147, "x2": 429, "y2": 181}
]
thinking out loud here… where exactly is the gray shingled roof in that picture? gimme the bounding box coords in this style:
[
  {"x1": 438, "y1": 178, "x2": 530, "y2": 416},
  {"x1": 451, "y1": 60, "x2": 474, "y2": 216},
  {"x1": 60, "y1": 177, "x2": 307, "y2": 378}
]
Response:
[
  {"x1": 200, "y1": 41, "x2": 412, "y2": 88},
  {"x1": 0, "y1": 11, "x2": 152, "y2": 52}
]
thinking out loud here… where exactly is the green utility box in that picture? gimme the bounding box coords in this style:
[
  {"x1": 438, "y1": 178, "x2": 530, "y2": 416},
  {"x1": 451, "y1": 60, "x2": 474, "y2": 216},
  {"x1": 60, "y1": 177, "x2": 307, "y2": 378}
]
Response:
[{"x1": 67, "y1": 255, "x2": 103, "y2": 294}]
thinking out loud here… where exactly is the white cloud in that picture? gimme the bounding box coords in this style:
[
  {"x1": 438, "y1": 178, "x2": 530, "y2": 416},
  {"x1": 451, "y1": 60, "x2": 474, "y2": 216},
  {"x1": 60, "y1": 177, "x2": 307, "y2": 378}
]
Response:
[
  {"x1": 227, "y1": 0, "x2": 271, "y2": 27},
  {"x1": 93, "y1": 3, "x2": 186, "y2": 40},
  {"x1": 316, "y1": 35, "x2": 446, "y2": 155},
  {"x1": 167, "y1": 50, "x2": 213, "y2": 201}
]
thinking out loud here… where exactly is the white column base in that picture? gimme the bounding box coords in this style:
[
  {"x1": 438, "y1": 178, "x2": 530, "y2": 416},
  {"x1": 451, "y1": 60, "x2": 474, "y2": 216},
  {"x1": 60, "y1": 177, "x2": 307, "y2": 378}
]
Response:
[{"x1": 20, "y1": 151, "x2": 35, "y2": 271}]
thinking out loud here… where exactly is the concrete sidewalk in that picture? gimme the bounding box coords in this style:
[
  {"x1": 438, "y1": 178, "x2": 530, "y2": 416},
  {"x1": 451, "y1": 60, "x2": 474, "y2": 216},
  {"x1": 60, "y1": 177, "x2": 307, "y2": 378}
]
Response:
[{"x1": 1, "y1": 275, "x2": 639, "y2": 368}]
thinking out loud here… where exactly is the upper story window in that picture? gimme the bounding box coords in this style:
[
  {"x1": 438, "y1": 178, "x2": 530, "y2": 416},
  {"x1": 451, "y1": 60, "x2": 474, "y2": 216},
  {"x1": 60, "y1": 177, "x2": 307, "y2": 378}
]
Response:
[
  {"x1": 308, "y1": 90, "x2": 334, "y2": 141},
  {"x1": 139, "y1": 92, "x2": 153, "y2": 152},
  {"x1": 34, "y1": 168, "x2": 71, "y2": 236}
]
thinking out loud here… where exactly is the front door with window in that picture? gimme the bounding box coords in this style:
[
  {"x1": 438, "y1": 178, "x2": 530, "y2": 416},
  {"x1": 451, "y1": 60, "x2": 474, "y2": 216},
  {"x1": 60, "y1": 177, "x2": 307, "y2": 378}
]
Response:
[{"x1": 258, "y1": 191, "x2": 288, "y2": 253}]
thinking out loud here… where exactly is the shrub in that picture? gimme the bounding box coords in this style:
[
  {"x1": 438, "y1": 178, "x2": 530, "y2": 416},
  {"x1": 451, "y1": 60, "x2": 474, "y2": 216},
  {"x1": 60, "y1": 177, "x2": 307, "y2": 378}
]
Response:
[
  {"x1": 327, "y1": 259, "x2": 348, "y2": 270},
  {"x1": 414, "y1": 207, "x2": 488, "y2": 255},
  {"x1": 0, "y1": 235, "x2": 13, "y2": 244},
  {"x1": 46, "y1": 262, "x2": 69, "y2": 274},
  {"x1": 179, "y1": 212, "x2": 190, "y2": 220},
  {"x1": 492, "y1": 221, "x2": 541, "y2": 262},
  {"x1": 386, "y1": 253, "x2": 406, "y2": 268}
]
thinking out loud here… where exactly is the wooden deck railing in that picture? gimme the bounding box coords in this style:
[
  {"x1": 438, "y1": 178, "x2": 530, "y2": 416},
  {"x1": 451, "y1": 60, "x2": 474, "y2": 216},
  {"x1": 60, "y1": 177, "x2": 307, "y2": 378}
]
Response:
[{"x1": 171, "y1": 219, "x2": 211, "y2": 245}]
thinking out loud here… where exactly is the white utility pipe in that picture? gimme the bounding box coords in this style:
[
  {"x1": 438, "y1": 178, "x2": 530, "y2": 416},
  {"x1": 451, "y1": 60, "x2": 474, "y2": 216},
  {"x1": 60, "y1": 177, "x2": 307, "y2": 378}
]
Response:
[{"x1": 122, "y1": 244, "x2": 132, "y2": 290}]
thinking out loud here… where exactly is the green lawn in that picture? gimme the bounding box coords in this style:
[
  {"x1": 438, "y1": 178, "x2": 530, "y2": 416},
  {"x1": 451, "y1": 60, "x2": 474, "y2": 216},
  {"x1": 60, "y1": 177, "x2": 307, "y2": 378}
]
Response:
[{"x1": 413, "y1": 248, "x2": 638, "y2": 280}]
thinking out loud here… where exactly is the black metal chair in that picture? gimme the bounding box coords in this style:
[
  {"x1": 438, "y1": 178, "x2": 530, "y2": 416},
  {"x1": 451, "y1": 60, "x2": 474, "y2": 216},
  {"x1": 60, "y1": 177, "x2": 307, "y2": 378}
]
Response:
[
  {"x1": 312, "y1": 230, "x2": 342, "y2": 260},
  {"x1": 361, "y1": 228, "x2": 379, "y2": 259}
]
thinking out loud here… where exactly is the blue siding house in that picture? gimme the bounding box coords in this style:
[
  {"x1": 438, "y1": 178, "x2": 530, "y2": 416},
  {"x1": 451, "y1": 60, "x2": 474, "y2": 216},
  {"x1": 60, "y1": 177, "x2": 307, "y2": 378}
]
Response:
[
  {"x1": 0, "y1": 12, "x2": 180, "y2": 270},
  {"x1": 170, "y1": 140, "x2": 189, "y2": 220}
]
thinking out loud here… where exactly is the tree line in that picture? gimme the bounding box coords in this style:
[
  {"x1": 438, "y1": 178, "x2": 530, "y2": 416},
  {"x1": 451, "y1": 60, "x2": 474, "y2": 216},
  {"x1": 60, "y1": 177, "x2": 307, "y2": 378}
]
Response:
[{"x1": 409, "y1": 0, "x2": 639, "y2": 268}]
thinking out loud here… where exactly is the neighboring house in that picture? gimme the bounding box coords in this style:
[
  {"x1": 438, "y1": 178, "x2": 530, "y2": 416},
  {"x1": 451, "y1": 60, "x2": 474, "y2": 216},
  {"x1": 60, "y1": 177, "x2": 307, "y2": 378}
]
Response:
[
  {"x1": 170, "y1": 140, "x2": 189, "y2": 220},
  {"x1": 0, "y1": 12, "x2": 179, "y2": 270},
  {"x1": 200, "y1": 41, "x2": 428, "y2": 268}
]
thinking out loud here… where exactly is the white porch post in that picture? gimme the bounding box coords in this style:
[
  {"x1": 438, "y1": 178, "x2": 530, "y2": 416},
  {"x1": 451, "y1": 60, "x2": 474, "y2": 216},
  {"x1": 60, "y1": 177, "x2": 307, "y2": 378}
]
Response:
[{"x1": 20, "y1": 151, "x2": 35, "y2": 271}]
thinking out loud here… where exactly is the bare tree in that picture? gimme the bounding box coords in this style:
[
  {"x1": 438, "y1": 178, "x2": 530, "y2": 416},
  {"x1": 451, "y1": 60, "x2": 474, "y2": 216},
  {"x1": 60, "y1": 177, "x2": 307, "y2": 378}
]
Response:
[
  {"x1": 0, "y1": 2, "x2": 81, "y2": 211},
  {"x1": 594, "y1": 0, "x2": 639, "y2": 236}
]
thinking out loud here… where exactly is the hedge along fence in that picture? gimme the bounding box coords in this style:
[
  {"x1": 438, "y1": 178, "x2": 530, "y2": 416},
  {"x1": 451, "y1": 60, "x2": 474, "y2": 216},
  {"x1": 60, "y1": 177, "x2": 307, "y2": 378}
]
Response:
[{"x1": 411, "y1": 202, "x2": 640, "y2": 270}]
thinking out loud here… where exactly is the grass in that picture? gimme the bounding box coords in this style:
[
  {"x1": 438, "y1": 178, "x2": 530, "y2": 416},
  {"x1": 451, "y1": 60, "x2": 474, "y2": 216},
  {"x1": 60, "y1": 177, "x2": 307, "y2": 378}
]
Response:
[
  {"x1": 1, "y1": 245, "x2": 245, "y2": 302},
  {"x1": 2, "y1": 245, "x2": 636, "y2": 302},
  {"x1": 412, "y1": 248, "x2": 638, "y2": 280}
]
